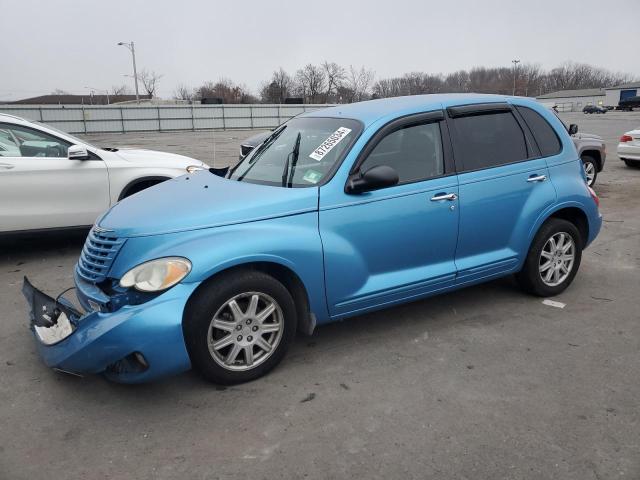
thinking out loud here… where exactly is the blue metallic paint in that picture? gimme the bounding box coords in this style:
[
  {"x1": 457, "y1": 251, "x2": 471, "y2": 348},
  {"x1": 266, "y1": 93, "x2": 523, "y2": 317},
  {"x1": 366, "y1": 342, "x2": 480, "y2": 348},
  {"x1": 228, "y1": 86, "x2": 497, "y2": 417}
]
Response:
[
  {"x1": 37, "y1": 282, "x2": 197, "y2": 383},
  {"x1": 27, "y1": 94, "x2": 602, "y2": 383}
]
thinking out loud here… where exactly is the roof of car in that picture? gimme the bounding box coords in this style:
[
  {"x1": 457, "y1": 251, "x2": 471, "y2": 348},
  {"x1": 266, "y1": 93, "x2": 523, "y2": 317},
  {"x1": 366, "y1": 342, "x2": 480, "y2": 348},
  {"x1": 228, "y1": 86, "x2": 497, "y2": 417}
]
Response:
[
  {"x1": 0, "y1": 113, "x2": 30, "y2": 123},
  {"x1": 301, "y1": 93, "x2": 525, "y2": 127}
]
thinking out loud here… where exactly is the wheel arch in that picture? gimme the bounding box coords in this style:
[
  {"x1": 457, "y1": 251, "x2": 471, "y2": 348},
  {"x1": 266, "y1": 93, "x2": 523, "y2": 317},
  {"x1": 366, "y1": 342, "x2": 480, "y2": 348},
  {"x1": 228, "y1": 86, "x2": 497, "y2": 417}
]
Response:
[
  {"x1": 531, "y1": 204, "x2": 590, "y2": 251},
  {"x1": 118, "y1": 176, "x2": 171, "y2": 201},
  {"x1": 185, "y1": 260, "x2": 316, "y2": 336},
  {"x1": 579, "y1": 149, "x2": 602, "y2": 170}
]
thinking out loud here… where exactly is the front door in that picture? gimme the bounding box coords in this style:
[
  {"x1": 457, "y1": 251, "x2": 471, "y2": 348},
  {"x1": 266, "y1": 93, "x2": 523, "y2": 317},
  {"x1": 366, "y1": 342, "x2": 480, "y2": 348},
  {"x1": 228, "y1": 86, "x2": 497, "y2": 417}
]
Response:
[
  {"x1": 0, "y1": 122, "x2": 110, "y2": 232},
  {"x1": 320, "y1": 113, "x2": 459, "y2": 318}
]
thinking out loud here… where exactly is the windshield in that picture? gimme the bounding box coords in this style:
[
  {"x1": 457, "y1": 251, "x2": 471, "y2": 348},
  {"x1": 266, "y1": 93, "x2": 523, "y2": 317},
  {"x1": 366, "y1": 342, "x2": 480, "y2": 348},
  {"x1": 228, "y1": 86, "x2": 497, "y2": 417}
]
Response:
[
  {"x1": 34, "y1": 121, "x2": 97, "y2": 149},
  {"x1": 228, "y1": 117, "x2": 362, "y2": 187}
]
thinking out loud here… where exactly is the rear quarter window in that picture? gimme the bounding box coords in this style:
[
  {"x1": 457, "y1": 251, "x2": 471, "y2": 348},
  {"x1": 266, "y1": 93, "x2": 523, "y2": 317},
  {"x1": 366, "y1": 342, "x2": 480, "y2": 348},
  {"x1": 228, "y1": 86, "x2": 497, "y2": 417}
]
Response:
[{"x1": 516, "y1": 106, "x2": 562, "y2": 157}]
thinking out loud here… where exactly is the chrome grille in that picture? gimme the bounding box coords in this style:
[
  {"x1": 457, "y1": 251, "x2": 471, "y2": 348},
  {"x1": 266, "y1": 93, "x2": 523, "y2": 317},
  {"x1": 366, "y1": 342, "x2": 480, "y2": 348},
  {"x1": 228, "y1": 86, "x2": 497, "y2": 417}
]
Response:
[{"x1": 77, "y1": 229, "x2": 125, "y2": 283}]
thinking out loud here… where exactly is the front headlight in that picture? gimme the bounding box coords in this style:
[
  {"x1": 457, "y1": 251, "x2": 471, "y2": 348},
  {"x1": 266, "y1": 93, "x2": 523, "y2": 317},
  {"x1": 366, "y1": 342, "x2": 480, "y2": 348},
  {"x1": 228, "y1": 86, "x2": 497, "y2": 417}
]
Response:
[
  {"x1": 119, "y1": 257, "x2": 191, "y2": 292},
  {"x1": 186, "y1": 165, "x2": 206, "y2": 173}
]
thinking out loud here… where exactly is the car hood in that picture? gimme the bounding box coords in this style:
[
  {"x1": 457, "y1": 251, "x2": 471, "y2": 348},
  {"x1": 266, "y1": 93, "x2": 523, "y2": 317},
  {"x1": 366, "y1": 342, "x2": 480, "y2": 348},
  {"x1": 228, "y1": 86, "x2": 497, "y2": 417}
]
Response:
[
  {"x1": 98, "y1": 170, "x2": 319, "y2": 237},
  {"x1": 111, "y1": 148, "x2": 204, "y2": 166},
  {"x1": 573, "y1": 132, "x2": 603, "y2": 141}
]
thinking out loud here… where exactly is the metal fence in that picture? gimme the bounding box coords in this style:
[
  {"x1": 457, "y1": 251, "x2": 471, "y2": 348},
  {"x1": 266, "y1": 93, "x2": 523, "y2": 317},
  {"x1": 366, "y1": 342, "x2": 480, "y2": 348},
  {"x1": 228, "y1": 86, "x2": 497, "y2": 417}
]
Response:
[{"x1": 0, "y1": 104, "x2": 334, "y2": 134}]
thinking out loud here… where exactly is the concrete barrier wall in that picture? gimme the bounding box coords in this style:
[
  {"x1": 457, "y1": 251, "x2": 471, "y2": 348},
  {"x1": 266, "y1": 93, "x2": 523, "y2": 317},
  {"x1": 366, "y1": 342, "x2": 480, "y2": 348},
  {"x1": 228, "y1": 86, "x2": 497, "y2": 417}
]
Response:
[{"x1": 0, "y1": 104, "x2": 334, "y2": 134}]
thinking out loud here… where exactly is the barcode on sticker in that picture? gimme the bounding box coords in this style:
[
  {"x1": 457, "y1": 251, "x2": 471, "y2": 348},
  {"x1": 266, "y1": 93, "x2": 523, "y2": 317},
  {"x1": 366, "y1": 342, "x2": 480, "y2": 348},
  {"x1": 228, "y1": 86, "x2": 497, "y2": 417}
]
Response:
[{"x1": 309, "y1": 127, "x2": 352, "y2": 161}]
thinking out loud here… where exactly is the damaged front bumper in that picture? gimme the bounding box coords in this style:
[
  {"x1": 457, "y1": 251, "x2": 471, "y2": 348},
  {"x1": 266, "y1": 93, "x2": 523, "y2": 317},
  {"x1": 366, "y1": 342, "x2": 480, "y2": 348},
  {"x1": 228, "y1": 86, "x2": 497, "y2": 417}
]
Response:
[{"x1": 23, "y1": 273, "x2": 198, "y2": 383}]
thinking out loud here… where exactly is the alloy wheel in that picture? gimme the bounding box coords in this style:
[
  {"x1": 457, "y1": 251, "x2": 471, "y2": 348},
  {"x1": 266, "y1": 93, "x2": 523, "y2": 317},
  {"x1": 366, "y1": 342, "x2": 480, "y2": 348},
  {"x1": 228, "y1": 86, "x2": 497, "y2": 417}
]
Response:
[
  {"x1": 539, "y1": 232, "x2": 575, "y2": 287},
  {"x1": 583, "y1": 161, "x2": 596, "y2": 186},
  {"x1": 207, "y1": 292, "x2": 284, "y2": 371}
]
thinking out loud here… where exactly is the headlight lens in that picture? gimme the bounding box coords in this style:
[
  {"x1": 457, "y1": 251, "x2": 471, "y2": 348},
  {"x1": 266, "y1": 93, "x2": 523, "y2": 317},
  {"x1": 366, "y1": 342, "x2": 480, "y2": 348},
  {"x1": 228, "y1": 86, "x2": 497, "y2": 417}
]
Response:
[
  {"x1": 119, "y1": 257, "x2": 191, "y2": 292},
  {"x1": 186, "y1": 165, "x2": 206, "y2": 173}
]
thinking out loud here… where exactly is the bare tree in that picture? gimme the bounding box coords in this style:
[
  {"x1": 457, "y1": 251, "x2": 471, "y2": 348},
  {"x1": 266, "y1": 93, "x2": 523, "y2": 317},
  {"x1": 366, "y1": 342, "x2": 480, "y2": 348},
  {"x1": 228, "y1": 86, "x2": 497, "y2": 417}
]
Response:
[
  {"x1": 543, "y1": 62, "x2": 634, "y2": 94},
  {"x1": 295, "y1": 64, "x2": 326, "y2": 103},
  {"x1": 138, "y1": 69, "x2": 163, "y2": 97},
  {"x1": 50, "y1": 88, "x2": 71, "y2": 95},
  {"x1": 322, "y1": 61, "x2": 346, "y2": 103},
  {"x1": 519, "y1": 63, "x2": 543, "y2": 97},
  {"x1": 444, "y1": 70, "x2": 470, "y2": 92},
  {"x1": 173, "y1": 84, "x2": 193, "y2": 101},
  {"x1": 110, "y1": 84, "x2": 130, "y2": 96},
  {"x1": 345, "y1": 66, "x2": 374, "y2": 102},
  {"x1": 260, "y1": 68, "x2": 294, "y2": 103},
  {"x1": 194, "y1": 78, "x2": 257, "y2": 103}
]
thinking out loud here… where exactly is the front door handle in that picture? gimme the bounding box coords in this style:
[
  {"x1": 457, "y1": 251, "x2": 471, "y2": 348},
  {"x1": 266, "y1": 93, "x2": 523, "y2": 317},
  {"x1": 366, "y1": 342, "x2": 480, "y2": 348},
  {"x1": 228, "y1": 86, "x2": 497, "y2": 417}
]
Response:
[
  {"x1": 430, "y1": 193, "x2": 457, "y2": 201},
  {"x1": 527, "y1": 174, "x2": 546, "y2": 183},
  {"x1": 0, "y1": 163, "x2": 15, "y2": 170}
]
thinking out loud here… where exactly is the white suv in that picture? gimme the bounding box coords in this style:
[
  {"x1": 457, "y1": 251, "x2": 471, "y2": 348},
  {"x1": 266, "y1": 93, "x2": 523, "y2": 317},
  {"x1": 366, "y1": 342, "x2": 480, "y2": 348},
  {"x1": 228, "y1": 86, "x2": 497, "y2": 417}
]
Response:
[{"x1": 0, "y1": 114, "x2": 208, "y2": 233}]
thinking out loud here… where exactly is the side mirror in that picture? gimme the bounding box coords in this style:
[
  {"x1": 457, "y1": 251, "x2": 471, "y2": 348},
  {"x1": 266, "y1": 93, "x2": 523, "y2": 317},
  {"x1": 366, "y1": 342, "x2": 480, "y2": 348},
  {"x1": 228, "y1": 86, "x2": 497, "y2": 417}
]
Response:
[
  {"x1": 68, "y1": 144, "x2": 90, "y2": 160},
  {"x1": 568, "y1": 124, "x2": 578, "y2": 135},
  {"x1": 346, "y1": 165, "x2": 399, "y2": 194}
]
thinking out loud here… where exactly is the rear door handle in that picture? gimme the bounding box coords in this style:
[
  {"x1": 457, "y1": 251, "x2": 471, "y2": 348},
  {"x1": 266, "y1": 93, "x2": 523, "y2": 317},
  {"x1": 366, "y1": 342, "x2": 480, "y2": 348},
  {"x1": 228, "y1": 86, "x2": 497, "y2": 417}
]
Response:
[
  {"x1": 0, "y1": 163, "x2": 15, "y2": 170},
  {"x1": 430, "y1": 193, "x2": 457, "y2": 201},
  {"x1": 527, "y1": 174, "x2": 546, "y2": 183}
]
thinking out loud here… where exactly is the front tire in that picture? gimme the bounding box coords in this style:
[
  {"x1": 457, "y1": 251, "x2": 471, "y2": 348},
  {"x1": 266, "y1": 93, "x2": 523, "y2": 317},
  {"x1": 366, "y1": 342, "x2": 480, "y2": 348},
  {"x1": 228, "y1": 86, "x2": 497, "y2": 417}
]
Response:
[
  {"x1": 516, "y1": 218, "x2": 582, "y2": 297},
  {"x1": 581, "y1": 155, "x2": 598, "y2": 187},
  {"x1": 183, "y1": 270, "x2": 297, "y2": 385}
]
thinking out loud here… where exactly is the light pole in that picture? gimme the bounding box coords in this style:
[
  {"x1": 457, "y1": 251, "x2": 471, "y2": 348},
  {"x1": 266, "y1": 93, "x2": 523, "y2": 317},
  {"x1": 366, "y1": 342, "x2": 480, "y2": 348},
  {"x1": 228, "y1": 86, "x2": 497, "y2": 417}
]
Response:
[
  {"x1": 511, "y1": 59, "x2": 520, "y2": 96},
  {"x1": 84, "y1": 86, "x2": 110, "y2": 105},
  {"x1": 117, "y1": 41, "x2": 140, "y2": 103}
]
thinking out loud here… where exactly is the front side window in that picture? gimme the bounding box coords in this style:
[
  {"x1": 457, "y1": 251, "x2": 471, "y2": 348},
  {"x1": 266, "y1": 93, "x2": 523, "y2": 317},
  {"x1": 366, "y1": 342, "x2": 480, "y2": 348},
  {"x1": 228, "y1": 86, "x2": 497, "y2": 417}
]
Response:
[
  {"x1": 359, "y1": 122, "x2": 444, "y2": 184},
  {"x1": 228, "y1": 117, "x2": 362, "y2": 187},
  {"x1": 0, "y1": 123, "x2": 71, "y2": 158},
  {"x1": 0, "y1": 127, "x2": 21, "y2": 157},
  {"x1": 451, "y1": 112, "x2": 528, "y2": 171}
]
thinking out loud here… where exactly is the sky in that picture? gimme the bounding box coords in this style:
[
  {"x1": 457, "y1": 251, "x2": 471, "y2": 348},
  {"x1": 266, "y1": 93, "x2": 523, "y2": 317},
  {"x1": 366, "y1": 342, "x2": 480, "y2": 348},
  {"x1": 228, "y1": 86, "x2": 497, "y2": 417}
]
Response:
[{"x1": 1, "y1": 0, "x2": 637, "y2": 101}]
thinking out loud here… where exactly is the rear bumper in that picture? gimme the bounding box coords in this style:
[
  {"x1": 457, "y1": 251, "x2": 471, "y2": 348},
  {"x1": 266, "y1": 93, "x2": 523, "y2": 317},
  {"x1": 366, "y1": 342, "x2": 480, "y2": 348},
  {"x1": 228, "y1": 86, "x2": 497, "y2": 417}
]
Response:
[
  {"x1": 617, "y1": 143, "x2": 640, "y2": 161},
  {"x1": 24, "y1": 276, "x2": 198, "y2": 383},
  {"x1": 587, "y1": 211, "x2": 602, "y2": 248}
]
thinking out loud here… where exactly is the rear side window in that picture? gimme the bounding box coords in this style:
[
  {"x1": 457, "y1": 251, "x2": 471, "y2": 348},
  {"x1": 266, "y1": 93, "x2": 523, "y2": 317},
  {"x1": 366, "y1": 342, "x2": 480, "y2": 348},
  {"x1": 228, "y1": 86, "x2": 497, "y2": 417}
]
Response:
[
  {"x1": 516, "y1": 106, "x2": 562, "y2": 157},
  {"x1": 451, "y1": 112, "x2": 528, "y2": 171}
]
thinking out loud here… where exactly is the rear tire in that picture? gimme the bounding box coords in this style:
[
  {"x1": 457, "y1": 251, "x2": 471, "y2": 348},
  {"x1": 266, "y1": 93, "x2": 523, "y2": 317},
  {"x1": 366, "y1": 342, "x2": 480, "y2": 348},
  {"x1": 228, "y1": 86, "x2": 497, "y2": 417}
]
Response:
[
  {"x1": 624, "y1": 159, "x2": 640, "y2": 168},
  {"x1": 581, "y1": 155, "x2": 598, "y2": 187},
  {"x1": 516, "y1": 218, "x2": 582, "y2": 297},
  {"x1": 183, "y1": 270, "x2": 297, "y2": 385}
]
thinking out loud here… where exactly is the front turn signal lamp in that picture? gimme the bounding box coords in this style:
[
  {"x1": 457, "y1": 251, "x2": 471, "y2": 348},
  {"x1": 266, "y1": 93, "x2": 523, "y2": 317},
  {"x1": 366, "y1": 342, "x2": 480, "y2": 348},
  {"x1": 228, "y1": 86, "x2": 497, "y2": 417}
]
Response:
[{"x1": 119, "y1": 257, "x2": 192, "y2": 292}]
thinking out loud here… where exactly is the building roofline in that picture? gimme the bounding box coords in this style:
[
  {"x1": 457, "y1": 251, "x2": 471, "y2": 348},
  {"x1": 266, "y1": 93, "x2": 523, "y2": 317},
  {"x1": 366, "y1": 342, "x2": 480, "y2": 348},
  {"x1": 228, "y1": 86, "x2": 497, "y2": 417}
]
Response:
[{"x1": 536, "y1": 88, "x2": 605, "y2": 99}]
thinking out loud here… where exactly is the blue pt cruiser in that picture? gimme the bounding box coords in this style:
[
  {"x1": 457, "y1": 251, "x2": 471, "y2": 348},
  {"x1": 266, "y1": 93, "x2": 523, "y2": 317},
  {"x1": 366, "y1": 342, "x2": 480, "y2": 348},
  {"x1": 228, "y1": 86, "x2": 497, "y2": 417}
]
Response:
[{"x1": 23, "y1": 94, "x2": 602, "y2": 384}]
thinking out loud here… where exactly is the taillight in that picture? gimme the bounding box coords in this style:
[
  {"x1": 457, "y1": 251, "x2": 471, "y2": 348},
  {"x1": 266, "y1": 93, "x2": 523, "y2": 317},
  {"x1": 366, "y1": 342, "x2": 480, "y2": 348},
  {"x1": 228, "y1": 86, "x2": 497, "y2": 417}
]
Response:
[
  {"x1": 588, "y1": 186, "x2": 599, "y2": 208},
  {"x1": 620, "y1": 134, "x2": 633, "y2": 142}
]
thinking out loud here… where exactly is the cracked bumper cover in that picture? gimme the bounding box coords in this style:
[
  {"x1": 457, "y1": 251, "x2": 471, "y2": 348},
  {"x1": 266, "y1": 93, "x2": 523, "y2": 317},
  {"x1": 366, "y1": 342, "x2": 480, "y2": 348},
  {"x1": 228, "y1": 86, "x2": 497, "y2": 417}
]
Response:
[{"x1": 24, "y1": 272, "x2": 197, "y2": 383}]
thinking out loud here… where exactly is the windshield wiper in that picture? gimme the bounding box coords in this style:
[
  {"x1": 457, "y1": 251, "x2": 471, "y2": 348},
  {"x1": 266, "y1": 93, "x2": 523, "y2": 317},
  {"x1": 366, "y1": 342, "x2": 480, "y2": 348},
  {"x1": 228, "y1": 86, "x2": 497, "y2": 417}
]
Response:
[{"x1": 282, "y1": 132, "x2": 301, "y2": 188}]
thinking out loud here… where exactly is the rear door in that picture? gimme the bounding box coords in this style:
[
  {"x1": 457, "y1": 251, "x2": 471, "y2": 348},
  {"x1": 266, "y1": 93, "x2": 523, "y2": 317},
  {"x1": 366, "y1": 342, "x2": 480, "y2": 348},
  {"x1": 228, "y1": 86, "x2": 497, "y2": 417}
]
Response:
[
  {"x1": 0, "y1": 122, "x2": 110, "y2": 232},
  {"x1": 446, "y1": 103, "x2": 557, "y2": 284}
]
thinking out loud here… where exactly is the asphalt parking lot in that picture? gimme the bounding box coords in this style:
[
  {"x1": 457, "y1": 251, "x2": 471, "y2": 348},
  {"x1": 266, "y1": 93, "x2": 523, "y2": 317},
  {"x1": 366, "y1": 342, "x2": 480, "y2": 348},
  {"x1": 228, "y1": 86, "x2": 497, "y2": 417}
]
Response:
[{"x1": 1, "y1": 112, "x2": 639, "y2": 479}]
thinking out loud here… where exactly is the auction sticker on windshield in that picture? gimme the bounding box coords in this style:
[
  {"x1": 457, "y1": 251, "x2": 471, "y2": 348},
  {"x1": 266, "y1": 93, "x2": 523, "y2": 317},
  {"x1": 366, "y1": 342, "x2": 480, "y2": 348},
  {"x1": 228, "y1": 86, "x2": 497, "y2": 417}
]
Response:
[{"x1": 309, "y1": 127, "x2": 352, "y2": 161}]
